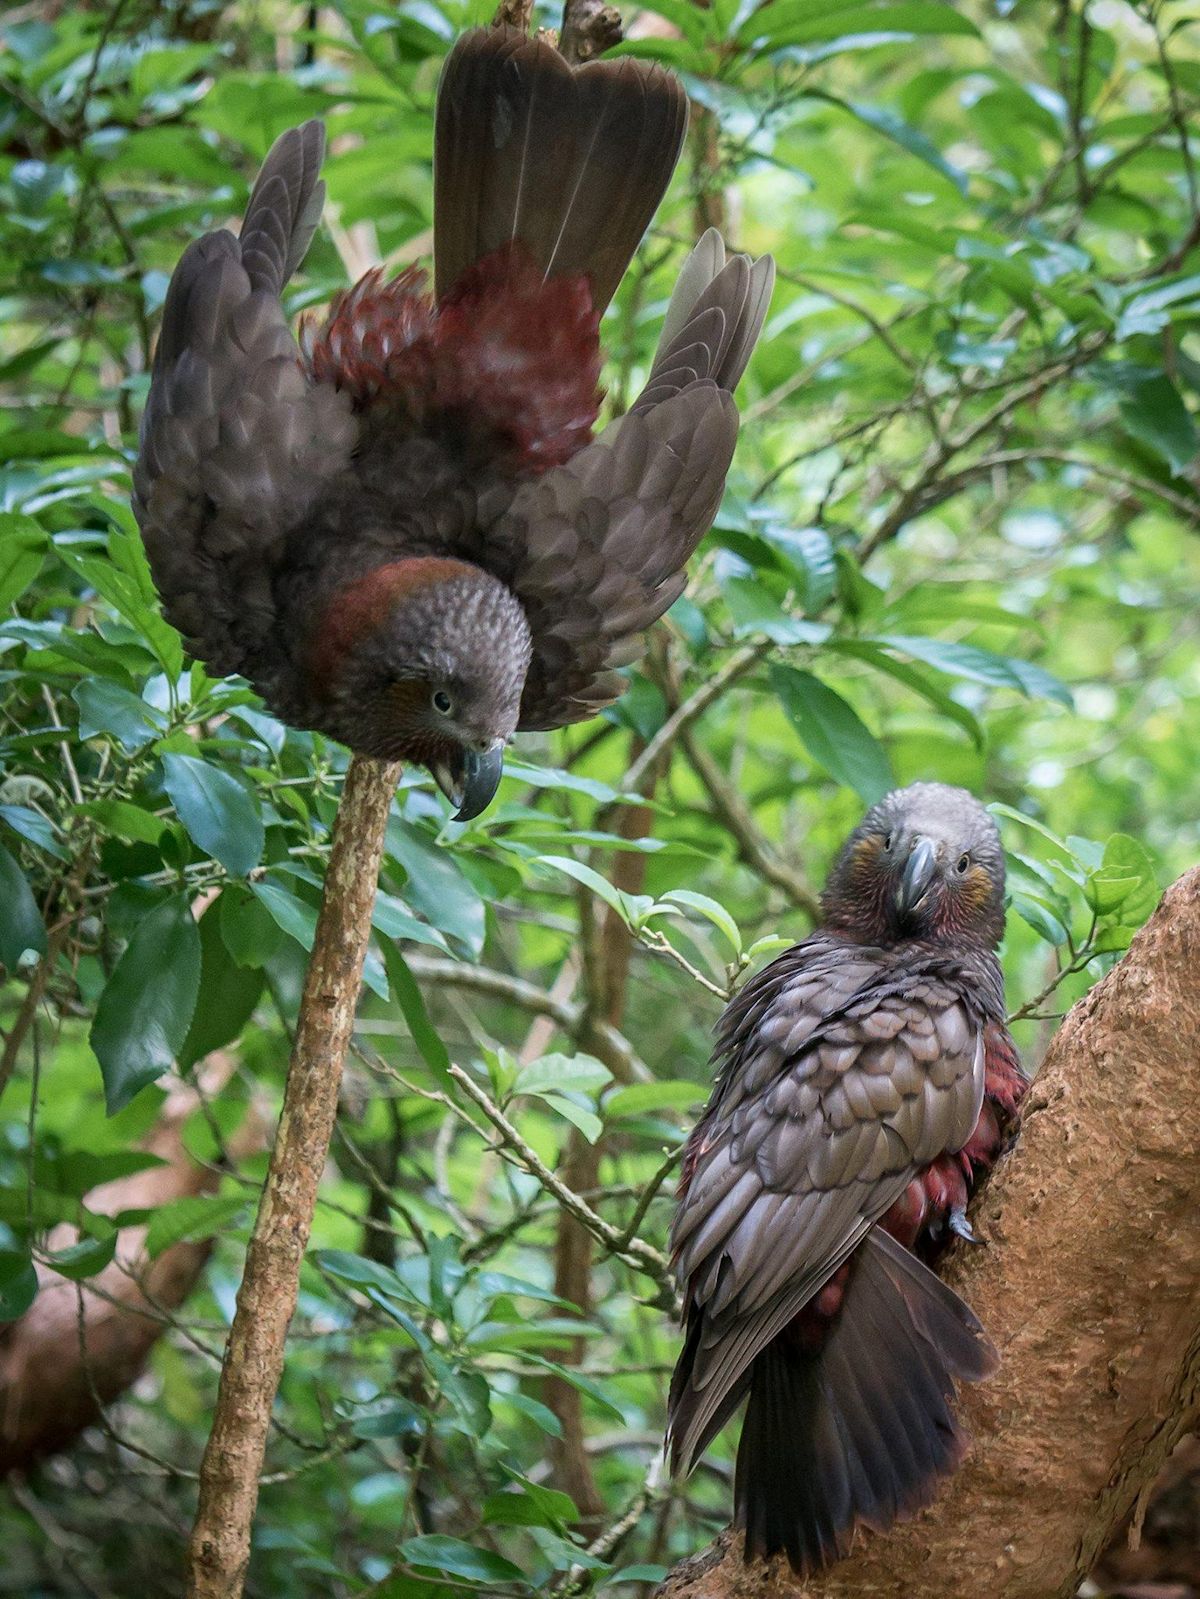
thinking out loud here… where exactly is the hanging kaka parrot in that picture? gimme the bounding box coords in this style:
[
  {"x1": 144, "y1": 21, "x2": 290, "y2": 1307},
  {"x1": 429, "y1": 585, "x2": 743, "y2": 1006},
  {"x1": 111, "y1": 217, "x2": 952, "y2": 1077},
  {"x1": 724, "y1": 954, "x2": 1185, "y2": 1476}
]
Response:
[
  {"x1": 666, "y1": 782, "x2": 1028, "y2": 1572},
  {"x1": 132, "y1": 27, "x2": 774, "y2": 819}
]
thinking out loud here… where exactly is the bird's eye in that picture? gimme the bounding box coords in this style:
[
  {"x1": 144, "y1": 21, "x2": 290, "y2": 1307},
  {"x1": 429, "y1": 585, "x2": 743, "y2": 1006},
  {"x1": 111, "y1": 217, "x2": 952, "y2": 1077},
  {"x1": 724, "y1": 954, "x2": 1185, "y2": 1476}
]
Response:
[
  {"x1": 957, "y1": 853, "x2": 971, "y2": 873},
  {"x1": 432, "y1": 689, "x2": 454, "y2": 716},
  {"x1": 883, "y1": 833, "x2": 894, "y2": 851}
]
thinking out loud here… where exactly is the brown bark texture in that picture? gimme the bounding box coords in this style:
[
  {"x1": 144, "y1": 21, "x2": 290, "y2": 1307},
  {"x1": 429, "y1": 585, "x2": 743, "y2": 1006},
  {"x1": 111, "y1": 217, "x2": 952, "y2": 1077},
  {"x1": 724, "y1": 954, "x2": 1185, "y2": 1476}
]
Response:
[
  {"x1": 0, "y1": 1055, "x2": 263, "y2": 1472},
  {"x1": 185, "y1": 755, "x2": 400, "y2": 1599},
  {"x1": 656, "y1": 867, "x2": 1200, "y2": 1599}
]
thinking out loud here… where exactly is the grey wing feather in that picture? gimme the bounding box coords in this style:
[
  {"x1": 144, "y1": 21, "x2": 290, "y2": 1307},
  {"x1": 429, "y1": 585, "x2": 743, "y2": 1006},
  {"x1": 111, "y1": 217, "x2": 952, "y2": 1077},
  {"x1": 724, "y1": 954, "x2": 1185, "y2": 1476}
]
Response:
[
  {"x1": 490, "y1": 229, "x2": 773, "y2": 731},
  {"x1": 133, "y1": 121, "x2": 356, "y2": 680},
  {"x1": 666, "y1": 946, "x2": 985, "y2": 1474}
]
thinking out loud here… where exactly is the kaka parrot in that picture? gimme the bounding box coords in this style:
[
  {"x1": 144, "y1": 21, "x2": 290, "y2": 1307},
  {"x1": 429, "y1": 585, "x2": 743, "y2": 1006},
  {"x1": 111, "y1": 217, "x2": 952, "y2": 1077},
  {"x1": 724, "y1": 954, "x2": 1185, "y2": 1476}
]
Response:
[
  {"x1": 666, "y1": 782, "x2": 1028, "y2": 1572},
  {"x1": 133, "y1": 27, "x2": 774, "y2": 819}
]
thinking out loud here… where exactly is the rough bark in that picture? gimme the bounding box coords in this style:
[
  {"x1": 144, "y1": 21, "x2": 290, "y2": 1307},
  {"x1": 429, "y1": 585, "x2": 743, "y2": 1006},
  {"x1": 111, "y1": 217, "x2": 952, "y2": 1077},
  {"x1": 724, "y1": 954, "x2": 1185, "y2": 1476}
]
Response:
[
  {"x1": 185, "y1": 755, "x2": 400, "y2": 1599},
  {"x1": 0, "y1": 1055, "x2": 264, "y2": 1472},
  {"x1": 657, "y1": 867, "x2": 1200, "y2": 1599}
]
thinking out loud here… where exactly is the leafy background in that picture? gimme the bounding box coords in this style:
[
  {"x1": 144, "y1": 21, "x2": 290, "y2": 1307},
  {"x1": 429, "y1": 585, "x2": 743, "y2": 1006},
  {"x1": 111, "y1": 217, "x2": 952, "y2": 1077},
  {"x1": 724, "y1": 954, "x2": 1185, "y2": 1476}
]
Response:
[{"x1": 1, "y1": 0, "x2": 1198, "y2": 1594}]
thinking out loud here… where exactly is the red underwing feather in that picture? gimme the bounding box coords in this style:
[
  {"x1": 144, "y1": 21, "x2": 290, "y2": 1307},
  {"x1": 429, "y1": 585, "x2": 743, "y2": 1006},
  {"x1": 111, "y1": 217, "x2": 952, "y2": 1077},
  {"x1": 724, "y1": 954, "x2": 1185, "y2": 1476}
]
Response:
[{"x1": 302, "y1": 245, "x2": 602, "y2": 471}]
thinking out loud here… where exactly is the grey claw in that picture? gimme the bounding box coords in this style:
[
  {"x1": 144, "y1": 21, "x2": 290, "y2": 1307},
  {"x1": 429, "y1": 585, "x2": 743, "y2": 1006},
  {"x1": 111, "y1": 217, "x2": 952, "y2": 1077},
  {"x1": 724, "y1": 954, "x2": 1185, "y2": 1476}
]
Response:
[{"x1": 949, "y1": 1207, "x2": 984, "y2": 1245}]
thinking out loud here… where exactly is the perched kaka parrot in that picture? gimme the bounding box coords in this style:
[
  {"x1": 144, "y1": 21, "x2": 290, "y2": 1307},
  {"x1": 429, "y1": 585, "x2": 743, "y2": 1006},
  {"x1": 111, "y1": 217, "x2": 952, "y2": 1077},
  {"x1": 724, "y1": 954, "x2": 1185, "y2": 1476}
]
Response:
[
  {"x1": 133, "y1": 28, "x2": 774, "y2": 819},
  {"x1": 666, "y1": 782, "x2": 1028, "y2": 1572}
]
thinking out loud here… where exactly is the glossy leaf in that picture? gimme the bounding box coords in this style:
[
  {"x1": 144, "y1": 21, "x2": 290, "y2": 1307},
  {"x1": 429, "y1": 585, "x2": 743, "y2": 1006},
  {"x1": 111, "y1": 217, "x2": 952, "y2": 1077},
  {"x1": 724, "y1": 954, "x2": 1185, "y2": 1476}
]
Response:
[
  {"x1": 91, "y1": 896, "x2": 201, "y2": 1114},
  {"x1": 161, "y1": 753, "x2": 264, "y2": 877},
  {"x1": 770, "y1": 663, "x2": 893, "y2": 803}
]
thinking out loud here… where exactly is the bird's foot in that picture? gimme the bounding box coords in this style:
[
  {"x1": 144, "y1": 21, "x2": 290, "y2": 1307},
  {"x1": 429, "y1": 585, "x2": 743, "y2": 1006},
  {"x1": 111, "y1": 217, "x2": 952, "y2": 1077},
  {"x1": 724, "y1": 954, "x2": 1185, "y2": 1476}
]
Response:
[{"x1": 949, "y1": 1206, "x2": 984, "y2": 1245}]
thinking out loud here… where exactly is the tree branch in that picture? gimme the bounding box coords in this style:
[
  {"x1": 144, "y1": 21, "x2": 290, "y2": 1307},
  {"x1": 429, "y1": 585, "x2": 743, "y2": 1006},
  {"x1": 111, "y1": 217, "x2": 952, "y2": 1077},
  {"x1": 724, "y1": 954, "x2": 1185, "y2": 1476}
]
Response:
[
  {"x1": 400, "y1": 953, "x2": 652, "y2": 1082},
  {"x1": 656, "y1": 867, "x2": 1200, "y2": 1599},
  {"x1": 185, "y1": 755, "x2": 400, "y2": 1599}
]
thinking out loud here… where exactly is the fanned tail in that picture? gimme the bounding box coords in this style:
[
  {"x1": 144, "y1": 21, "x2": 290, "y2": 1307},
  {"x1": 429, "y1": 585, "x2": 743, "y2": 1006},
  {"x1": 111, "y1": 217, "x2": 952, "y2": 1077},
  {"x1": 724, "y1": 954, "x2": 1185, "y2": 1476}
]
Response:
[
  {"x1": 676, "y1": 1229, "x2": 996, "y2": 1574},
  {"x1": 433, "y1": 26, "x2": 688, "y2": 312}
]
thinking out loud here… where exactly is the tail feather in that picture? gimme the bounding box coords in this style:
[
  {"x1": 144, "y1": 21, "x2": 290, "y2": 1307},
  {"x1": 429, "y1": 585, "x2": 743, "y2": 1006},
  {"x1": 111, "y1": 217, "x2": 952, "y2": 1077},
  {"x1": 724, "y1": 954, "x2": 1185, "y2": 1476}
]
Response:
[
  {"x1": 729, "y1": 1229, "x2": 995, "y2": 1573},
  {"x1": 433, "y1": 27, "x2": 688, "y2": 311}
]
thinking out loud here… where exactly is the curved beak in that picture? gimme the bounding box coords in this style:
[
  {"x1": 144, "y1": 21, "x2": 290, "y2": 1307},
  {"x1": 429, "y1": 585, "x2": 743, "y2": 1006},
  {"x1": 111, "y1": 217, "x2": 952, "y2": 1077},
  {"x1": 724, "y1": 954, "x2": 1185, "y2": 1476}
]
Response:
[
  {"x1": 895, "y1": 835, "x2": 938, "y2": 921},
  {"x1": 431, "y1": 739, "x2": 505, "y2": 823}
]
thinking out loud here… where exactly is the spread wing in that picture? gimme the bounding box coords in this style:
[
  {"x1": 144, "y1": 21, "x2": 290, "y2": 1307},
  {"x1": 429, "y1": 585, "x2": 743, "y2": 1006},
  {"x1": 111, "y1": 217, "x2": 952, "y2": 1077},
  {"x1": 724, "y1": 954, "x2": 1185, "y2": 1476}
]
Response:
[
  {"x1": 133, "y1": 121, "x2": 357, "y2": 681},
  {"x1": 667, "y1": 940, "x2": 986, "y2": 1472},
  {"x1": 484, "y1": 231, "x2": 774, "y2": 731}
]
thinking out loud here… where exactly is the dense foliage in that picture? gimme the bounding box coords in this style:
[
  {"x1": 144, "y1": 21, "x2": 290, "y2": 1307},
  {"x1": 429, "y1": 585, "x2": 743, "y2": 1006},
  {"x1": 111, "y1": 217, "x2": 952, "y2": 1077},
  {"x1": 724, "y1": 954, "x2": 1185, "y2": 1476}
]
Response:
[{"x1": 1, "y1": 0, "x2": 1197, "y2": 1593}]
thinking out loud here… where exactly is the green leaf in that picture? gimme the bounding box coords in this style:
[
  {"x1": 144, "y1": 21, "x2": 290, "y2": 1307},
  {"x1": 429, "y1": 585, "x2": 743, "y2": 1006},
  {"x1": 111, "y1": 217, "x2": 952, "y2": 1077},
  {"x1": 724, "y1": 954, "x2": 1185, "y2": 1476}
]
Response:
[
  {"x1": 534, "y1": 1094, "x2": 603, "y2": 1143},
  {"x1": 0, "y1": 840, "x2": 46, "y2": 969},
  {"x1": 819, "y1": 94, "x2": 969, "y2": 194},
  {"x1": 372, "y1": 892, "x2": 451, "y2": 951},
  {"x1": 179, "y1": 897, "x2": 265, "y2": 1067},
  {"x1": 741, "y1": 0, "x2": 979, "y2": 48},
  {"x1": 722, "y1": 577, "x2": 831, "y2": 644},
  {"x1": 146, "y1": 1195, "x2": 248, "y2": 1257},
  {"x1": 0, "y1": 1251, "x2": 37, "y2": 1322},
  {"x1": 483, "y1": 1472, "x2": 578, "y2": 1530},
  {"x1": 770, "y1": 663, "x2": 893, "y2": 803},
  {"x1": 73, "y1": 680, "x2": 162, "y2": 752},
  {"x1": 534, "y1": 855, "x2": 651, "y2": 929},
  {"x1": 250, "y1": 880, "x2": 317, "y2": 949},
  {"x1": 161, "y1": 754, "x2": 264, "y2": 877},
  {"x1": 1098, "y1": 834, "x2": 1158, "y2": 927},
  {"x1": 1112, "y1": 371, "x2": 1198, "y2": 476},
  {"x1": 605, "y1": 1081, "x2": 704, "y2": 1118},
  {"x1": 381, "y1": 942, "x2": 453, "y2": 1089},
  {"x1": 825, "y1": 639, "x2": 984, "y2": 749},
  {"x1": 75, "y1": 799, "x2": 166, "y2": 845},
  {"x1": 0, "y1": 803, "x2": 66, "y2": 859},
  {"x1": 1117, "y1": 273, "x2": 1200, "y2": 339},
  {"x1": 56, "y1": 532, "x2": 183, "y2": 678},
  {"x1": 1012, "y1": 894, "x2": 1068, "y2": 946},
  {"x1": 42, "y1": 1234, "x2": 118, "y2": 1280},
  {"x1": 0, "y1": 512, "x2": 46, "y2": 608},
  {"x1": 91, "y1": 896, "x2": 201, "y2": 1114},
  {"x1": 518, "y1": 1354, "x2": 628, "y2": 1422},
  {"x1": 399, "y1": 1535, "x2": 524, "y2": 1585},
  {"x1": 474, "y1": 1271, "x2": 574, "y2": 1309},
  {"x1": 515, "y1": 1054, "x2": 613, "y2": 1098},
  {"x1": 1084, "y1": 869, "x2": 1140, "y2": 916},
  {"x1": 657, "y1": 890, "x2": 742, "y2": 957},
  {"x1": 387, "y1": 821, "x2": 485, "y2": 957},
  {"x1": 874, "y1": 636, "x2": 1074, "y2": 707},
  {"x1": 218, "y1": 882, "x2": 284, "y2": 967}
]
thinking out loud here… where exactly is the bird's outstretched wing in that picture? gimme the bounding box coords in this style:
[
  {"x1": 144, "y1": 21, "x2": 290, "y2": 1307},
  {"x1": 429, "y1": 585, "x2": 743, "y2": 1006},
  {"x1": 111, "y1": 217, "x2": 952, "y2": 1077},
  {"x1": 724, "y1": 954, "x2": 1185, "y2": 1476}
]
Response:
[
  {"x1": 666, "y1": 937, "x2": 987, "y2": 1474},
  {"x1": 483, "y1": 231, "x2": 774, "y2": 731},
  {"x1": 133, "y1": 122, "x2": 356, "y2": 681}
]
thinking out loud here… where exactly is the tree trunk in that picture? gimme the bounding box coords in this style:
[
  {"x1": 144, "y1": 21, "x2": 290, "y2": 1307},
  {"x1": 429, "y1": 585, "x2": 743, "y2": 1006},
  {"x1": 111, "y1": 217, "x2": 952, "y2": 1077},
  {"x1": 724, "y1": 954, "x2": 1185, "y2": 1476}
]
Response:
[{"x1": 657, "y1": 867, "x2": 1200, "y2": 1599}]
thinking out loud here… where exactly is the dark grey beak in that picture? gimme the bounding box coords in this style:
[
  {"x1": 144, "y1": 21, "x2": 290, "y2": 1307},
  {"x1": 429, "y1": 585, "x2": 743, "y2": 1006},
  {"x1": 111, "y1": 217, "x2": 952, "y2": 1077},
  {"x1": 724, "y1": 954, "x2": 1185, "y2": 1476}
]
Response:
[
  {"x1": 431, "y1": 739, "x2": 505, "y2": 823},
  {"x1": 895, "y1": 835, "x2": 938, "y2": 921}
]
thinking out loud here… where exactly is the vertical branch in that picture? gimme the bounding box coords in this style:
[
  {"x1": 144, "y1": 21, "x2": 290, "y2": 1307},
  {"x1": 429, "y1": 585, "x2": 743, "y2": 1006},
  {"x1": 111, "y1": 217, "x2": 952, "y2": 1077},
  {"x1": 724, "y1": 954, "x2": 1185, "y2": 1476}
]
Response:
[
  {"x1": 185, "y1": 755, "x2": 400, "y2": 1599},
  {"x1": 546, "y1": 725, "x2": 671, "y2": 1525}
]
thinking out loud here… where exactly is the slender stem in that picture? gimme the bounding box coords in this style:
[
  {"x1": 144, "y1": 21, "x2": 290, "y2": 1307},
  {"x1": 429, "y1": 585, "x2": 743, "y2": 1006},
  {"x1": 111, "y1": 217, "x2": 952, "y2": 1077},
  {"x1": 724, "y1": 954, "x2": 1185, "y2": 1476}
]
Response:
[{"x1": 185, "y1": 755, "x2": 400, "y2": 1599}]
